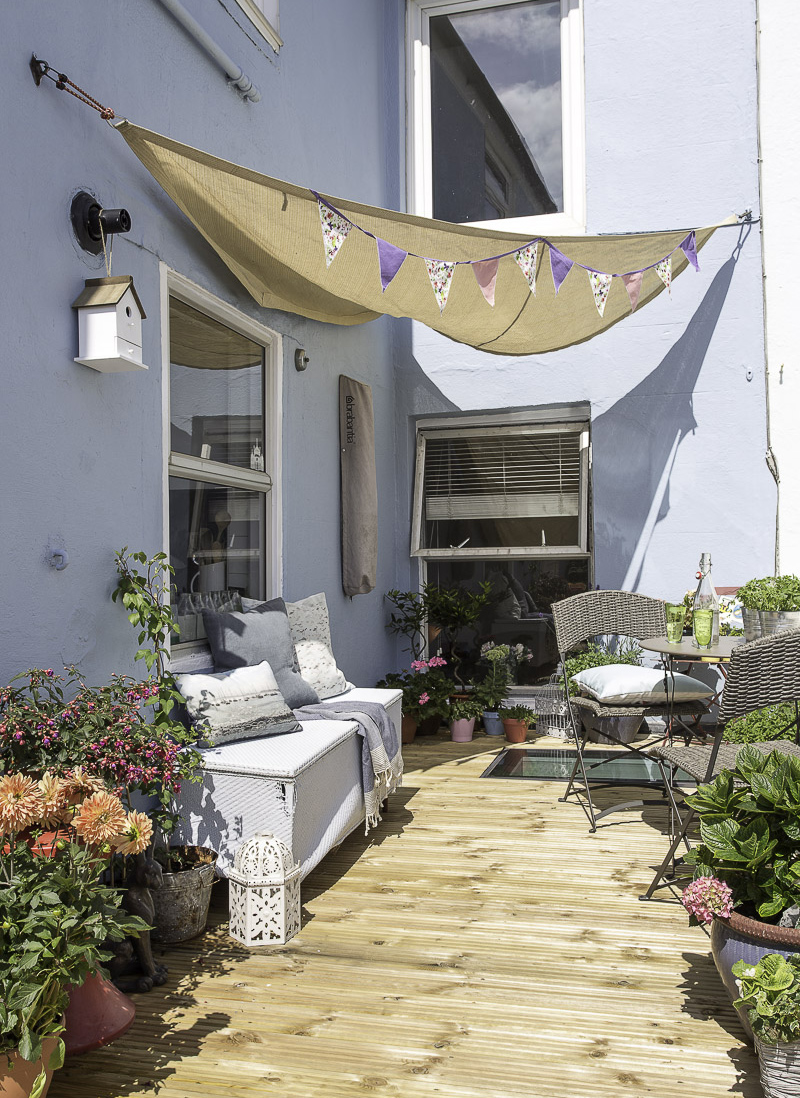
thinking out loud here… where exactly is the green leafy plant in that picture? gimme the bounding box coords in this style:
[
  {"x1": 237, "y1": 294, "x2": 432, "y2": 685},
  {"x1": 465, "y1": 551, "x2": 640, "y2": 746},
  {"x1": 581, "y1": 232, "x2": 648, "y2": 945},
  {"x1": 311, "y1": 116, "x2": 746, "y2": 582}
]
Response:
[
  {"x1": 684, "y1": 746, "x2": 800, "y2": 921},
  {"x1": 384, "y1": 589, "x2": 428, "y2": 660},
  {"x1": 448, "y1": 697, "x2": 484, "y2": 722},
  {"x1": 498, "y1": 703, "x2": 535, "y2": 723},
  {"x1": 563, "y1": 639, "x2": 642, "y2": 697},
  {"x1": 724, "y1": 703, "x2": 799, "y2": 744},
  {"x1": 376, "y1": 658, "x2": 451, "y2": 722},
  {"x1": 733, "y1": 954, "x2": 800, "y2": 1044},
  {"x1": 422, "y1": 581, "x2": 491, "y2": 686},
  {"x1": 737, "y1": 575, "x2": 800, "y2": 612}
]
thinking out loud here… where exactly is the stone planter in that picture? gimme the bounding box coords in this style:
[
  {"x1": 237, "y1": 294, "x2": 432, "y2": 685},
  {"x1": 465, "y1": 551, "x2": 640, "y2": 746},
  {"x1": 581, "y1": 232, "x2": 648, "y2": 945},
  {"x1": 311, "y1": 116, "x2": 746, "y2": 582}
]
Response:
[
  {"x1": 756, "y1": 1036, "x2": 800, "y2": 1098},
  {"x1": 582, "y1": 712, "x2": 643, "y2": 745},
  {"x1": 0, "y1": 1036, "x2": 61, "y2": 1098},
  {"x1": 742, "y1": 608, "x2": 800, "y2": 643},
  {"x1": 711, "y1": 913, "x2": 800, "y2": 1042},
  {"x1": 151, "y1": 846, "x2": 218, "y2": 943}
]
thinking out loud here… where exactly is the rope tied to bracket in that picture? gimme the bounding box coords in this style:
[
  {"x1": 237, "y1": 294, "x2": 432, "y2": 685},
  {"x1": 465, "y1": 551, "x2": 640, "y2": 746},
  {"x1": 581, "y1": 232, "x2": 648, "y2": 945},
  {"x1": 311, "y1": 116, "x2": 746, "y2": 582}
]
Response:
[{"x1": 30, "y1": 56, "x2": 115, "y2": 120}]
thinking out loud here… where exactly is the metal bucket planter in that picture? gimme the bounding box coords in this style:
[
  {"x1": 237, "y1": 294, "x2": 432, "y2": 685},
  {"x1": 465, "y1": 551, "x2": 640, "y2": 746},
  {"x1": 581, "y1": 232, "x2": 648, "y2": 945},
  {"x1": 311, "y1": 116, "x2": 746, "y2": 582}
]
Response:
[
  {"x1": 151, "y1": 846, "x2": 218, "y2": 943},
  {"x1": 742, "y1": 608, "x2": 800, "y2": 643}
]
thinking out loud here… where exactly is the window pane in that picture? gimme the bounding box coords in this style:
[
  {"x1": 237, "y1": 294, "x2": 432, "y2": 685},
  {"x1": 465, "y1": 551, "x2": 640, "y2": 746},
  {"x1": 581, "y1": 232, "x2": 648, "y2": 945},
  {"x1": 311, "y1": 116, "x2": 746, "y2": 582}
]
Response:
[
  {"x1": 431, "y1": 0, "x2": 562, "y2": 222},
  {"x1": 169, "y1": 478, "x2": 265, "y2": 643},
  {"x1": 169, "y1": 298, "x2": 265, "y2": 470}
]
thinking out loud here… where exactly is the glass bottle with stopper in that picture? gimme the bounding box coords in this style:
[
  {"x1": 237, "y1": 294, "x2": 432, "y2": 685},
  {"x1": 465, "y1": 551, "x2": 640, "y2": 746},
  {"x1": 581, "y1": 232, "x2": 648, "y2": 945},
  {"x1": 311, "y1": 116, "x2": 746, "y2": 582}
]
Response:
[{"x1": 692, "y1": 552, "x2": 719, "y2": 649}]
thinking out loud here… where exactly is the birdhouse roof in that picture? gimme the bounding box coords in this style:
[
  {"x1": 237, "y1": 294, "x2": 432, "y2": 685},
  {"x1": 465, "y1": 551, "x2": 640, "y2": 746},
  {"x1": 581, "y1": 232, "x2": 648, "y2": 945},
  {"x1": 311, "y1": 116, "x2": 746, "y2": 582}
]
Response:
[{"x1": 71, "y1": 276, "x2": 146, "y2": 318}]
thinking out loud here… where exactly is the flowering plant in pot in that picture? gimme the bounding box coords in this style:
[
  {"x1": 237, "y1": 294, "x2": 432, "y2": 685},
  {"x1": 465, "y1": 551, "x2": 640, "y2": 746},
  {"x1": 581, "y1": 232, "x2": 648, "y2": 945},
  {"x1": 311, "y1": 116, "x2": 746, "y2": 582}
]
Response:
[
  {"x1": 475, "y1": 643, "x2": 511, "y2": 736},
  {"x1": 448, "y1": 697, "x2": 483, "y2": 742},
  {"x1": 497, "y1": 704, "x2": 535, "y2": 743},
  {"x1": 0, "y1": 770, "x2": 149, "y2": 1095},
  {"x1": 732, "y1": 954, "x2": 800, "y2": 1096},
  {"x1": 377, "y1": 657, "x2": 450, "y2": 741}
]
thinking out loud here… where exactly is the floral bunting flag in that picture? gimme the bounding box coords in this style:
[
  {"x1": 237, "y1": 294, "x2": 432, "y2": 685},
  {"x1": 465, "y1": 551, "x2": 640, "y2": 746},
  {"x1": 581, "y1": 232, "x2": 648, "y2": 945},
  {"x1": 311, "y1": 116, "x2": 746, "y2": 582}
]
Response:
[
  {"x1": 588, "y1": 270, "x2": 613, "y2": 317},
  {"x1": 655, "y1": 256, "x2": 672, "y2": 293},
  {"x1": 425, "y1": 259, "x2": 456, "y2": 313},
  {"x1": 376, "y1": 237, "x2": 407, "y2": 291},
  {"x1": 513, "y1": 242, "x2": 539, "y2": 295},
  {"x1": 679, "y1": 231, "x2": 700, "y2": 271},
  {"x1": 317, "y1": 199, "x2": 353, "y2": 268},
  {"x1": 472, "y1": 258, "x2": 499, "y2": 307},
  {"x1": 549, "y1": 245, "x2": 574, "y2": 295},
  {"x1": 621, "y1": 271, "x2": 644, "y2": 312}
]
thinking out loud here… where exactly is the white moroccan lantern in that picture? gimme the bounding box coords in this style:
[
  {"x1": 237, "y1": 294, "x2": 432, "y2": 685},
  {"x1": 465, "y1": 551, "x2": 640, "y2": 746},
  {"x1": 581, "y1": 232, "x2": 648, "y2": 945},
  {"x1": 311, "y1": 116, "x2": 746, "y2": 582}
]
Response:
[
  {"x1": 228, "y1": 832, "x2": 301, "y2": 947},
  {"x1": 71, "y1": 275, "x2": 147, "y2": 373}
]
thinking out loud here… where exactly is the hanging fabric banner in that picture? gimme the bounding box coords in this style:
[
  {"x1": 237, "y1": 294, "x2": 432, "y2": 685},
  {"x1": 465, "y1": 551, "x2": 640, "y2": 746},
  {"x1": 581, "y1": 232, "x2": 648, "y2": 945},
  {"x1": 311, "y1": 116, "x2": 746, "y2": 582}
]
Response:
[
  {"x1": 588, "y1": 270, "x2": 613, "y2": 317},
  {"x1": 114, "y1": 121, "x2": 728, "y2": 356},
  {"x1": 656, "y1": 256, "x2": 673, "y2": 293},
  {"x1": 376, "y1": 238, "x2": 407, "y2": 292},
  {"x1": 513, "y1": 242, "x2": 539, "y2": 295},
  {"x1": 472, "y1": 258, "x2": 499, "y2": 307}
]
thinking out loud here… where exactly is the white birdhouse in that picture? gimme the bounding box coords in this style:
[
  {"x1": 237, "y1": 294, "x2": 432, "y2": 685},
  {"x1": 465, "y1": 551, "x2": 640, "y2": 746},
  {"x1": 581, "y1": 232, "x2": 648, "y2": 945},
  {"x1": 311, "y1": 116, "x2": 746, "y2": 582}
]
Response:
[
  {"x1": 228, "y1": 832, "x2": 301, "y2": 947},
  {"x1": 71, "y1": 275, "x2": 147, "y2": 373}
]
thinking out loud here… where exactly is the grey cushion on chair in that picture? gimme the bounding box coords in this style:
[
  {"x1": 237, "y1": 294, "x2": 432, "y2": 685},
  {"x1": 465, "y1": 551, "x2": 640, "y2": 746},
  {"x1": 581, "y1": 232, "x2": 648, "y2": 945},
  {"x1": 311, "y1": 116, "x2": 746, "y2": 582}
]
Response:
[{"x1": 202, "y1": 598, "x2": 320, "y2": 709}]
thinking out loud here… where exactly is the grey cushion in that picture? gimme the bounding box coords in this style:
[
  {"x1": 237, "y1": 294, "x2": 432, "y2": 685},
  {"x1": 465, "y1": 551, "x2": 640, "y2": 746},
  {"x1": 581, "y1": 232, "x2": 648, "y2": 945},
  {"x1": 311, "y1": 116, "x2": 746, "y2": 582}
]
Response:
[
  {"x1": 175, "y1": 662, "x2": 301, "y2": 746},
  {"x1": 203, "y1": 598, "x2": 319, "y2": 709}
]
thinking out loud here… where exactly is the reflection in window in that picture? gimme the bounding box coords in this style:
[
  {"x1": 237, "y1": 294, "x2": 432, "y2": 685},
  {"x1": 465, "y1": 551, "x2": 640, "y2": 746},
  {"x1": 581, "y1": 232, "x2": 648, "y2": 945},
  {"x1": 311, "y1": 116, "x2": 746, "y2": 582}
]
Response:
[{"x1": 430, "y1": 0, "x2": 562, "y2": 222}]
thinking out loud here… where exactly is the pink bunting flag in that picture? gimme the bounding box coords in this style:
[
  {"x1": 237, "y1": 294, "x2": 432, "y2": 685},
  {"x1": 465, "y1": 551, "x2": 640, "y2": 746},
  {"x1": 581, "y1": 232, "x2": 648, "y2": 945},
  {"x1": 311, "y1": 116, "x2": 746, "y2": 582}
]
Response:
[
  {"x1": 679, "y1": 231, "x2": 700, "y2": 271},
  {"x1": 425, "y1": 259, "x2": 456, "y2": 313},
  {"x1": 513, "y1": 243, "x2": 539, "y2": 295},
  {"x1": 621, "y1": 271, "x2": 644, "y2": 312},
  {"x1": 376, "y1": 238, "x2": 407, "y2": 291},
  {"x1": 317, "y1": 199, "x2": 352, "y2": 268},
  {"x1": 472, "y1": 258, "x2": 499, "y2": 307},
  {"x1": 655, "y1": 256, "x2": 672, "y2": 293},
  {"x1": 588, "y1": 271, "x2": 613, "y2": 317},
  {"x1": 549, "y1": 246, "x2": 574, "y2": 295}
]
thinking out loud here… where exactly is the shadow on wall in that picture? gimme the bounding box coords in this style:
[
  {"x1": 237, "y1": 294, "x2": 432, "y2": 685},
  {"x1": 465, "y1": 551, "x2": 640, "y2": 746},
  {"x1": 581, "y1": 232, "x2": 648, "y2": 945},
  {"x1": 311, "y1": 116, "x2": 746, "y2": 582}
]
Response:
[{"x1": 592, "y1": 240, "x2": 743, "y2": 592}]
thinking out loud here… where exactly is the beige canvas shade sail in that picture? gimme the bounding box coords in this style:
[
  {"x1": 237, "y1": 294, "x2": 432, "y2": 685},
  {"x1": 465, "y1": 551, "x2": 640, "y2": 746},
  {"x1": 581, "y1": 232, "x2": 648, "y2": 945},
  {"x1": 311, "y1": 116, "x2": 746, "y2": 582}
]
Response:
[{"x1": 116, "y1": 120, "x2": 724, "y2": 356}]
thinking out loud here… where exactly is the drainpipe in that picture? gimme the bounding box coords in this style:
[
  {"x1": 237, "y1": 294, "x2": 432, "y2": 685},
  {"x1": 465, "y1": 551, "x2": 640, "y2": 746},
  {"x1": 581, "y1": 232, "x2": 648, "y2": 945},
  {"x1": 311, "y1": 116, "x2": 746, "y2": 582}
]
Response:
[{"x1": 156, "y1": 0, "x2": 261, "y2": 102}]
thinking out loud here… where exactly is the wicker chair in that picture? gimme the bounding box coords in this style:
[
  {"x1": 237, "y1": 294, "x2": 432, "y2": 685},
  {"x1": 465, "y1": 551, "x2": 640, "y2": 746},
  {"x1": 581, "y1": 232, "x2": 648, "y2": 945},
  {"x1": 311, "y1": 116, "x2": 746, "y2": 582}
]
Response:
[
  {"x1": 551, "y1": 589, "x2": 710, "y2": 832},
  {"x1": 640, "y1": 626, "x2": 800, "y2": 900}
]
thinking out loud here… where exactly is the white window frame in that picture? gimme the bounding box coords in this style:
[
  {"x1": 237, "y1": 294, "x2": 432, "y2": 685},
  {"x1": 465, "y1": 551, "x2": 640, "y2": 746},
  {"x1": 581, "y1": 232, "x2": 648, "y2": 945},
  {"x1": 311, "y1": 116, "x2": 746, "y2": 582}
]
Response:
[
  {"x1": 231, "y1": 0, "x2": 282, "y2": 52},
  {"x1": 160, "y1": 266, "x2": 283, "y2": 654},
  {"x1": 406, "y1": 0, "x2": 585, "y2": 233},
  {"x1": 411, "y1": 408, "x2": 591, "y2": 561}
]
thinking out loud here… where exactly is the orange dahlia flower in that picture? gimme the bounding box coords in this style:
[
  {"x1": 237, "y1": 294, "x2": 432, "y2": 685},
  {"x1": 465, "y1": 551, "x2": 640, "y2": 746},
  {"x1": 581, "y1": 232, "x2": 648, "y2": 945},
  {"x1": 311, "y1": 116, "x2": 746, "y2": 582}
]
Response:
[
  {"x1": 72, "y1": 791, "x2": 128, "y2": 846},
  {"x1": 0, "y1": 774, "x2": 44, "y2": 833}
]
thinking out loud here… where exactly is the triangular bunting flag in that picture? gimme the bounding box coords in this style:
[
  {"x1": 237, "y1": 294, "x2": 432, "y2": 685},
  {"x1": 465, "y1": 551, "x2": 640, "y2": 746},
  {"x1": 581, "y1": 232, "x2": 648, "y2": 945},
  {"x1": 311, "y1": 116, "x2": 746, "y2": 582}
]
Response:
[
  {"x1": 425, "y1": 259, "x2": 456, "y2": 313},
  {"x1": 655, "y1": 256, "x2": 672, "y2": 293},
  {"x1": 549, "y1": 246, "x2": 574, "y2": 294},
  {"x1": 513, "y1": 242, "x2": 539, "y2": 295},
  {"x1": 588, "y1": 270, "x2": 613, "y2": 317},
  {"x1": 376, "y1": 238, "x2": 407, "y2": 291},
  {"x1": 679, "y1": 231, "x2": 699, "y2": 271},
  {"x1": 472, "y1": 258, "x2": 499, "y2": 307},
  {"x1": 317, "y1": 199, "x2": 352, "y2": 268},
  {"x1": 621, "y1": 271, "x2": 644, "y2": 312}
]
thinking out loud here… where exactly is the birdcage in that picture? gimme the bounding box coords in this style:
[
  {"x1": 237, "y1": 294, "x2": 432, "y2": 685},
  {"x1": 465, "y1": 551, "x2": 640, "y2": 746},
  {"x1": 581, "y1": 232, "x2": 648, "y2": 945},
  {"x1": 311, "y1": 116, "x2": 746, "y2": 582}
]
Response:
[{"x1": 525, "y1": 676, "x2": 574, "y2": 740}]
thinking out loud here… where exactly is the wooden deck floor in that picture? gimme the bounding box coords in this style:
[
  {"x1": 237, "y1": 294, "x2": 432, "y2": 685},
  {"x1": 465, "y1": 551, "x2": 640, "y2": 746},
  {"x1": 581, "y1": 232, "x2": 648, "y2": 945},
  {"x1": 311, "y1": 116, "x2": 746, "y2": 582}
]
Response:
[{"x1": 50, "y1": 733, "x2": 758, "y2": 1098}]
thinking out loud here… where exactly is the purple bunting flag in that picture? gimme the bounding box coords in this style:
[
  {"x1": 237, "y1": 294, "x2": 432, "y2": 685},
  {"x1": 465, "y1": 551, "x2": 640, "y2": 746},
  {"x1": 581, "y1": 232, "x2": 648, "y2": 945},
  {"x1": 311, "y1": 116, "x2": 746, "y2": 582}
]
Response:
[
  {"x1": 655, "y1": 256, "x2": 672, "y2": 293},
  {"x1": 513, "y1": 242, "x2": 539, "y2": 295},
  {"x1": 425, "y1": 259, "x2": 456, "y2": 313},
  {"x1": 472, "y1": 258, "x2": 499, "y2": 307},
  {"x1": 621, "y1": 271, "x2": 644, "y2": 313},
  {"x1": 317, "y1": 199, "x2": 352, "y2": 268},
  {"x1": 588, "y1": 270, "x2": 613, "y2": 317},
  {"x1": 549, "y1": 246, "x2": 574, "y2": 295},
  {"x1": 376, "y1": 238, "x2": 408, "y2": 292},
  {"x1": 679, "y1": 231, "x2": 700, "y2": 271}
]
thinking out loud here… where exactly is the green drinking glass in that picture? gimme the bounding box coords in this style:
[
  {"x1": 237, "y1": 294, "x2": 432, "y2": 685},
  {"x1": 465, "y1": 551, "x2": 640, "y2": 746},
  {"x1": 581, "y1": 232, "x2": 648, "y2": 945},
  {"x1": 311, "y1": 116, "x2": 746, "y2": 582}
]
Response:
[
  {"x1": 665, "y1": 603, "x2": 685, "y2": 644},
  {"x1": 692, "y1": 608, "x2": 713, "y2": 649}
]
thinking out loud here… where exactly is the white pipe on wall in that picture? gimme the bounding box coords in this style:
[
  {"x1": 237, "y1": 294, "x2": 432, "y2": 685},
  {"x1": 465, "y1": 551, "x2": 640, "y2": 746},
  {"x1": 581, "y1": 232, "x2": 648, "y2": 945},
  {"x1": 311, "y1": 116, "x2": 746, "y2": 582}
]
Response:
[{"x1": 156, "y1": 0, "x2": 262, "y2": 102}]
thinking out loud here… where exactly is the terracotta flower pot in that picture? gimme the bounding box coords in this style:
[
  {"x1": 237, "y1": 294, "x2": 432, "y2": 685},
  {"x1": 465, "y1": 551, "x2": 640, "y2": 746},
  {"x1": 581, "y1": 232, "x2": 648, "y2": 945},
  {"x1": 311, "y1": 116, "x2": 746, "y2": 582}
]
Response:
[
  {"x1": 502, "y1": 719, "x2": 528, "y2": 743},
  {"x1": 64, "y1": 973, "x2": 135, "y2": 1056},
  {"x1": 401, "y1": 714, "x2": 418, "y2": 744},
  {"x1": 449, "y1": 718, "x2": 475, "y2": 742},
  {"x1": 0, "y1": 1036, "x2": 61, "y2": 1098}
]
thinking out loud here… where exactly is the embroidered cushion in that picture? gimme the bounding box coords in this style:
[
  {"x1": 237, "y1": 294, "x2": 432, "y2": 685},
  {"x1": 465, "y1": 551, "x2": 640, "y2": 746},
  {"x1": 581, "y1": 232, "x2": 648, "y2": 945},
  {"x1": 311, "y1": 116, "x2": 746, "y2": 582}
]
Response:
[
  {"x1": 570, "y1": 664, "x2": 714, "y2": 706},
  {"x1": 285, "y1": 593, "x2": 349, "y2": 699},
  {"x1": 175, "y1": 662, "x2": 300, "y2": 747}
]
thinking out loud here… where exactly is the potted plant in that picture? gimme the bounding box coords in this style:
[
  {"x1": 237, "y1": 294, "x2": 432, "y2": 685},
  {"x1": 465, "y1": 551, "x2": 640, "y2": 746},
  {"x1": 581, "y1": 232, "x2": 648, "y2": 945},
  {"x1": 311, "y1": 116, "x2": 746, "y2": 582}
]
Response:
[
  {"x1": 680, "y1": 746, "x2": 800, "y2": 1036},
  {"x1": 377, "y1": 657, "x2": 451, "y2": 742},
  {"x1": 563, "y1": 639, "x2": 643, "y2": 744},
  {"x1": 448, "y1": 697, "x2": 483, "y2": 742},
  {"x1": 475, "y1": 643, "x2": 511, "y2": 736},
  {"x1": 0, "y1": 770, "x2": 149, "y2": 1094},
  {"x1": 384, "y1": 589, "x2": 428, "y2": 660},
  {"x1": 733, "y1": 954, "x2": 800, "y2": 1096},
  {"x1": 737, "y1": 574, "x2": 800, "y2": 641},
  {"x1": 497, "y1": 704, "x2": 535, "y2": 743},
  {"x1": 421, "y1": 582, "x2": 491, "y2": 687}
]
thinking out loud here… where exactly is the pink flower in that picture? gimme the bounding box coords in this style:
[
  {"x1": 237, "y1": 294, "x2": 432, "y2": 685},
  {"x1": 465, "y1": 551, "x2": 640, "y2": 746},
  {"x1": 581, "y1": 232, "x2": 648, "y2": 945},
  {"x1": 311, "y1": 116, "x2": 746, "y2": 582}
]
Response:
[
  {"x1": 419, "y1": 692, "x2": 430, "y2": 705},
  {"x1": 681, "y1": 876, "x2": 733, "y2": 924},
  {"x1": 411, "y1": 660, "x2": 428, "y2": 671},
  {"x1": 428, "y1": 656, "x2": 447, "y2": 668}
]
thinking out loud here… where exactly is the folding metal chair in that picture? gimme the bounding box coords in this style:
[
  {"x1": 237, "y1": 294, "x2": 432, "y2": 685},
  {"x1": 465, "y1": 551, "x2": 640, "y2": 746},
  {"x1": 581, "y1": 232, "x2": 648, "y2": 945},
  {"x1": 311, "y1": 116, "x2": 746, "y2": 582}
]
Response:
[
  {"x1": 551, "y1": 589, "x2": 709, "y2": 832},
  {"x1": 640, "y1": 626, "x2": 800, "y2": 900}
]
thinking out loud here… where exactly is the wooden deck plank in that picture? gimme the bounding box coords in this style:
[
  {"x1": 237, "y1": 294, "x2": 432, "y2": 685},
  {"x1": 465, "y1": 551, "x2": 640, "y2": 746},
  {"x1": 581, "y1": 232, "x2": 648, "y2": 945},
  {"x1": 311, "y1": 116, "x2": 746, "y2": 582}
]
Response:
[{"x1": 49, "y1": 732, "x2": 758, "y2": 1098}]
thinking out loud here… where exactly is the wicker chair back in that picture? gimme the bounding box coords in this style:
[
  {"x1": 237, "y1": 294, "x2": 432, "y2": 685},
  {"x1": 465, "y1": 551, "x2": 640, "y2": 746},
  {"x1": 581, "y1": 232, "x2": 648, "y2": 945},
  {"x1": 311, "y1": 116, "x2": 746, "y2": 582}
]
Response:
[
  {"x1": 718, "y1": 626, "x2": 800, "y2": 725},
  {"x1": 551, "y1": 589, "x2": 667, "y2": 656}
]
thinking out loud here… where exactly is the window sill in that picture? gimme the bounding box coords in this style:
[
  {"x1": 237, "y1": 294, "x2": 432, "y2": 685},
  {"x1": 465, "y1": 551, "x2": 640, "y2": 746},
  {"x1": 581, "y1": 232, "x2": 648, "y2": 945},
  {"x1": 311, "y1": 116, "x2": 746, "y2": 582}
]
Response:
[{"x1": 231, "y1": 0, "x2": 282, "y2": 52}]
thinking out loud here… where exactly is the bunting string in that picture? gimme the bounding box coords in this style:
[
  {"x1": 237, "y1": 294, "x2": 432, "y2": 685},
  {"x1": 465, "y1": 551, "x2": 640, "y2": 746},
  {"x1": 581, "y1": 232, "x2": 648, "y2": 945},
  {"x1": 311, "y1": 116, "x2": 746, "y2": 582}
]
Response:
[{"x1": 312, "y1": 190, "x2": 700, "y2": 318}]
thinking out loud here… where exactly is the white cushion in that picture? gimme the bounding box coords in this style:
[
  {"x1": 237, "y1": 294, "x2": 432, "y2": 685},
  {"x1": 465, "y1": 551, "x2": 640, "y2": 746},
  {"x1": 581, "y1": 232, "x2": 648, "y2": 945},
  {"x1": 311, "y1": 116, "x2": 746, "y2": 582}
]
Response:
[
  {"x1": 285, "y1": 593, "x2": 349, "y2": 699},
  {"x1": 176, "y1": 661, "x2": 300, "y2": 746},
  {"x1": 570, "y1": 664, "x2": 714, "y2": 705}
]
